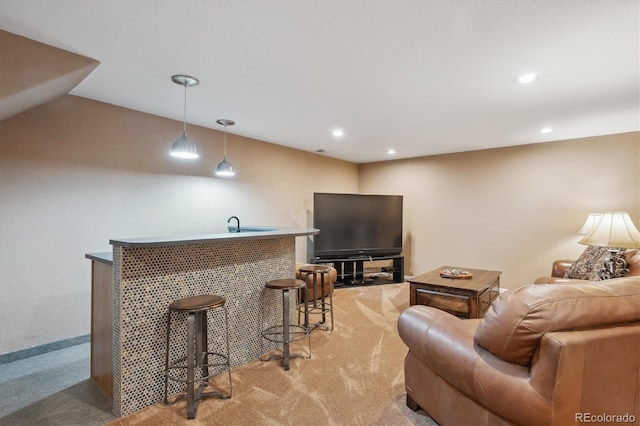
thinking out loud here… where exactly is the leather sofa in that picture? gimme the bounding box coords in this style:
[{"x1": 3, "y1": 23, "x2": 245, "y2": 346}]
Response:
[{"x1": 397, "y1": 276, "x2": 640, "y2": 425}]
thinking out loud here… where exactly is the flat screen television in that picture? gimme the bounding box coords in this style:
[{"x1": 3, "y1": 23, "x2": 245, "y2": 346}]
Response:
[{"x1": 313, "y1": 192, "x2": 403, "y2": 259}]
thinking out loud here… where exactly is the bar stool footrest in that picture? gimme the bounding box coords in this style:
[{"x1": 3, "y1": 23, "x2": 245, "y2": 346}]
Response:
[
  {"x1": 261, "y1": 324, "x2": 309, "y2": 344},
  {"x1": 165, "y1": 351, "x2": 230, "y2": 384},
  {"x1": 165, "y1": 385, "x2": 231, "y2": 406},
  {"x1": 298, "y1": 304, "x2": 334, "y2": 331},
  {"x1": 261, "y1": 349, "x2": 309, "y2": 363}
]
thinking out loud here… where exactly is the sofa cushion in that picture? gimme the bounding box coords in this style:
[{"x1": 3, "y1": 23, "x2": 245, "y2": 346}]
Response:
[
  {"x1": 626, "y1": 249, "x2": 640, "y2": 275},
  {"x1": 473, "y1": 276, "x2": 640, "y2": 366}
]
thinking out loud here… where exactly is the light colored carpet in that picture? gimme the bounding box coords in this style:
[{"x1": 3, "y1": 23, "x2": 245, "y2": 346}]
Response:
[{"x1": 108, "y1": 283, "x2": 437, "y2": 426}]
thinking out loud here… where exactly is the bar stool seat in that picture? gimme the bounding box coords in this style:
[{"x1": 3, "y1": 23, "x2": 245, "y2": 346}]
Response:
[
  {"x1": 297, "y1": 265, "x2": 334, "y2": 332},
  {"x1": 261, "y1": 279, "x2": 310, "y2": 370},
  {"x1": 164, "y1": 294, "x2": 232, "y2": 419}
]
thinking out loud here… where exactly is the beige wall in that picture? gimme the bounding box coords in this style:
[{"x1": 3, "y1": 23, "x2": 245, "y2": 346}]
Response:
[
  {"x1": 359, "y1": 132, "x2": 640, "y2": 288},
  {"x1": 0, "y1": 95, "x2": 358, "y2": 354},
  {"x1": 2, "y1": 95, "x2": 638, "y2": 355}
]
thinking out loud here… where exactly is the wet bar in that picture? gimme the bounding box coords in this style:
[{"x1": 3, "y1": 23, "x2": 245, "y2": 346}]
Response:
[{"x1": 87, "y1": 227, "x2": 317, "y2": 417}]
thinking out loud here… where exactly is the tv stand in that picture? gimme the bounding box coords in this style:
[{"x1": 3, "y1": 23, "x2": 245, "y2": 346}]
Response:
[{"x1": 313, "y1": 255, "x2": 404, "y2": 286}]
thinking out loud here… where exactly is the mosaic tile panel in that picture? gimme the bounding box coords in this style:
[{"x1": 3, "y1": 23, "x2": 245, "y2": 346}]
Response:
[{"x1": 112, "y1": 237, "x2": 295, "y2": 417}]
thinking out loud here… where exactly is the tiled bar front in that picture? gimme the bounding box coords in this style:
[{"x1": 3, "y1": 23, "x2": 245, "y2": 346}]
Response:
[{"x1": 112, "y1": 236, "x2": 298, "y2": 416}]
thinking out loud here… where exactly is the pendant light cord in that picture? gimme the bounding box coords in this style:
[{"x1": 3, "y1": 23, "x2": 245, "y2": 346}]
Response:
[
  {"x1": 223, "y1": 124, "x2": 228, "y2": 158},
  {"x1": 182, "y1": 83, "x2": 188, "y2": 133}
]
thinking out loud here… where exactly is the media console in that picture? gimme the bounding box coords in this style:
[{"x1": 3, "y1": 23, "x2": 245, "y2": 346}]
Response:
[{"x1": 313, "y1": 255, "x2": 404, "y2": 286}]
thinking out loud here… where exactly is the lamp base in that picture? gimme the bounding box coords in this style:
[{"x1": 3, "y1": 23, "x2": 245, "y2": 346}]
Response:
[{"x1": 598, "y1": 249, "x2": 629, "y2": 280}]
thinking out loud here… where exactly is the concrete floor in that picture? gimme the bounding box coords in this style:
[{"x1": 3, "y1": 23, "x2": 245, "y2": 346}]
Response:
[{"x1": 0, "y1": 343, "x2": 115, "y2": 425}]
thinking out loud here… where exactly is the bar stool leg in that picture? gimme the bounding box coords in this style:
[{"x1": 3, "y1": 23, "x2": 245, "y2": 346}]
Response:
[
  {"x1": 327, "y1": 274, "x2": 334, "y2": 331},
  {"x1": 282, "y1": 289, "x2": 290, "y2": 371},
  {"x1": 319, "y1": 272, "x2": 327, "y2": 325},
  {"x1": 312, "y1": 272, "x2": 319, "y2": 321},
  {"x1": 321, "y1": 271, "x2": 333, "y2": 331},
  {"x1": 298, "y1": 286, "x2": 311, "y2": 336},
  {"x1": 197, "y1": 311, "x2": 208, "y2": 382},
  {"x1": 223, "y1": 305, "x2": 233, "y2": 396},
  {"x1": 304, "y1": 279, "x2": 310, "y2": 330},
  {"x1": 186, "y1": 312, "x2": 196, "y2": 419},
  {"x1": 299, "y1": 272, "x2": 312, "y2": 330},
  {"x1": 163, "y1": 311, "x2": 172, "y2": 404},
  {"x1": 302, "y1": 286, "x2": 311, "y2": 358}
]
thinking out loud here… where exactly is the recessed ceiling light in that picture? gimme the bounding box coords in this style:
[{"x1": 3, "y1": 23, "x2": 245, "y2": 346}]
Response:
[
  {"x1": 514, "y1": 73, "x2": 539, "y2": 84},
  {"x1": 386, "y1": 149, "x2": 396, "y2": 155},
  {"x1": 332, "y1": 129, "x2": 344, "y2": 137},
  {"x1": 540, "y1": 127, "x2": 554, "y2": 134}
]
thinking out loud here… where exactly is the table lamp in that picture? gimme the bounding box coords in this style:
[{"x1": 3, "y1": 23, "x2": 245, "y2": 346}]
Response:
[{"x1": 577, "y1": 211, "x2": 640, "y2": 279}]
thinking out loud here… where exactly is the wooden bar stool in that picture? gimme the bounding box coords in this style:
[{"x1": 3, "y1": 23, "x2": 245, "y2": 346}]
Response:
[
  {"x1": 163, "y1": 294, "x2": 232, "y2": 419},
  {"x1": 261, "y1": 279, "x2": 310, "y2": 370},
  {"x1": 298, "y1": 265, "x2": 334, "y2": 332}
]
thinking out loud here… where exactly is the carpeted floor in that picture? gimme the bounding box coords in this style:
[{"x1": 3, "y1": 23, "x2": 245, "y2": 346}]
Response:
[{"x1": 108, "y1": 282, "x2": 437, "y2": 426}]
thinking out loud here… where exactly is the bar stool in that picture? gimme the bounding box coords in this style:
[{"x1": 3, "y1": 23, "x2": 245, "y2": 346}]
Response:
[
  {"x1": 164, "y1": 294, "x2": 232, "y2": 419},
  {"x1": 298, "y1": 265, "x2": 334, "y2": 332},
  {"x1": 261, "y1": 279, "x2": 310, "y2": 370}
]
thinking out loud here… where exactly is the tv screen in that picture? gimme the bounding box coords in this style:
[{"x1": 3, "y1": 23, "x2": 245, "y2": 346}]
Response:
[{"x1": 313, "y1": 193, "x2": 403, "y2": 259}]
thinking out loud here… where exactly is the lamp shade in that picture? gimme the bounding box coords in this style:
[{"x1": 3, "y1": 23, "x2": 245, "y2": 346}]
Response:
[
  {"x1": 169, "y1": 74, "x2": 199, "y2": 160},
  {"x1": 215, "y1": 119, "x2": 235, "y2": 177},
  {"x1": 170, "y1": 132, "x2": 199, "y2": 159},
  {"x1": 215, "y1": 159, "x2": 235, "y2": 177},
  {"x1": 578, "y1": 211, "x2": 640, "y2": 249},
  {"x1": 577, "y1": 213, "x2": 602, "y2": 235}
]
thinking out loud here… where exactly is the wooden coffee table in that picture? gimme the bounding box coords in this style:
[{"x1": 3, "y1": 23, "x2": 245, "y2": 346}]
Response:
[{"x1": 408, "y1": 266, "x2": 501, "y2": 319}]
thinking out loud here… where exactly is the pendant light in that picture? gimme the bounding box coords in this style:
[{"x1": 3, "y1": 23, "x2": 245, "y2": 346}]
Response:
[
  {"x1": 215, "y1": 119, "x2": 236, "y2": 177},
  {"x1": 170, "y1": 74, "x2": 199, "y2": 159}
]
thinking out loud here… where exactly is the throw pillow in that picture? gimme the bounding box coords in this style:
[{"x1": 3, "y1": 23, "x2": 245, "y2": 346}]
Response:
[
  {"x1": 564, "y1": 245, "x2": 611, "y2": 280},
  {"x1": 588, "y1": 248, "x2": 630, "y2": 281}
]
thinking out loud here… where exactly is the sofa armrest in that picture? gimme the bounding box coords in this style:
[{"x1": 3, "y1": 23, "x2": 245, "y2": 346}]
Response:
[
  {"x1": 532, "y1": 324, "x2": 640, "y2": 424},
  {"x1": 551, "y1": 259, "x2": 575, "y2": 277},
  {"x1": 534, "y1": 259, "x2": 585, "y2": 284},
  {"x1": 398, "y1": 305, "x2": 481, "y2": 397}
]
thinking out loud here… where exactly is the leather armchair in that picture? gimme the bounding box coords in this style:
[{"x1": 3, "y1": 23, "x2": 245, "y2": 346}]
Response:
[{"x1": 398, "y1": 277, "x2": 640, "y2": 425}]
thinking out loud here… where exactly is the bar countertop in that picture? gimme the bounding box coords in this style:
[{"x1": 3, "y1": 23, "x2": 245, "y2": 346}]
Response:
[
  {"x1": 109, "y1": 226, "x2": 319, "y2": 248},
  {"x1": 85, "y1": 251, "x2": 113, "y2": 264}
]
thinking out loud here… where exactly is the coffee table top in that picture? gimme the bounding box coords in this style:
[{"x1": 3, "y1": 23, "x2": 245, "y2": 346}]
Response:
[{"x1": 409, "y1": 266, "x2": 501, "y2": 292}]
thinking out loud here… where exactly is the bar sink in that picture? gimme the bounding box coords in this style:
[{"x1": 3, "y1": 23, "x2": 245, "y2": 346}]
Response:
[{"x1": 227, "y1": 226, "x2": 278, "y2": 233}]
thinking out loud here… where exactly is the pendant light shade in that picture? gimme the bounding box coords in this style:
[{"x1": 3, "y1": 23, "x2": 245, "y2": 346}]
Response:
[
  {"x1": 170, "y1": 74, "x2": 199, "y2": 159},
  {"x1": 215, "y1": 119, "x2": 236, "y2": 177},
  {"x1": 171, "y1": 133, "x2": 198, "y2": 159},
  {"x1": 215, "y1": 159, "x2": 235, "y2": 177}
]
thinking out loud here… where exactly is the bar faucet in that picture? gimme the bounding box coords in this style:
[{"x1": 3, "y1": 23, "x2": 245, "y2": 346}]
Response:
[{"x1": 227, "y1": 216, "x2": 240, "y2": 232}]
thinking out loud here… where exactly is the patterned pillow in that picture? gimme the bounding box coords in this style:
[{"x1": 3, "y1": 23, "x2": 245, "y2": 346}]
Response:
[{"x1": 565, "y1": 245, "x2": 626, "y2": 281}]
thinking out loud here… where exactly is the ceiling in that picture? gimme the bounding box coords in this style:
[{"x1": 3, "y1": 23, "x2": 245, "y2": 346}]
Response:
[{"x1": 0, "y1": 0, "x2": 638, "y2": 164}]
